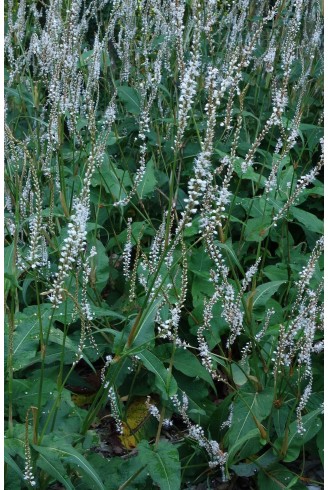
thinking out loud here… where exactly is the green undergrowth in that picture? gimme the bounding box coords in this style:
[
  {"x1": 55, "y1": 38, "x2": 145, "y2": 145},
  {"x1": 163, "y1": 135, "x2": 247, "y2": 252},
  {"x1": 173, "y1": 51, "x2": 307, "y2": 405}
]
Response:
[{"x1": 4, "y1": 0, "x2": 324, "y2": 489}]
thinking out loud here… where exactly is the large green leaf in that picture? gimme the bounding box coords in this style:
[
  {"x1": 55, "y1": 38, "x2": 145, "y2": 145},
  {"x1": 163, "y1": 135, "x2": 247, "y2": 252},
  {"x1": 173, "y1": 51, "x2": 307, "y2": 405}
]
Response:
[
  {"x1": 257, "y1": 463, "x2": 303, "y2": 490},
  {"x1": 316, "y1": 427, "x2": 323, "y2": 466},
  {"x1": 272, "y1": 405, "x2": 290, "y2": 438},
  {"x1": 4, "y1": 446, "x2": 24, "y2": 481},
  {"x1": 137, "y1": 350, "x2": 178, "y2": 399},
  {"x1": 138, "y1": 440, "x2": 181, "y2": 490},
  {"x1": 252, "y1": 281, "x2": 285, "y2": 308},
  {"x1": 129, "y1": 298, "x2": 161, "y2": 349},
  {"x1": 8, "y1": 305, "x2": 50, "y2": 371},
  {"x1": 227, "y1": 386, "x2": 274, "y2": 451},
  {"x1": 231, "y1": 448, "x2": 278, "y2": 477},
  {"x1": 91, "y1": 157, "x2": 132, "y2": 201},
  {"x1": 274, "y1": 408, "x2": 322, "y2": 462},
  {"x1": 191, "y1": 276, "x2": 215, "y2": 308},
  {"x1": 155, "y1": 345, "x2": 215, "y2": 390},
  {"x1": 263, "y1": 264, "x2": 289, "y2": 282},
  {"x1": 174, "y1": 374, "x2": 213, "y2": 425},
  {"x1": 107, "y1": 221, "x2": 154, "y2": 249},
  {"x1": 290, "y1": 207, "x2": 323, "y2": 234},
  {"x1": 117, "y1": 86, "x2": 141, "y2": 114},
  {"x1": 33, "y1": 440, "x2": 105, "y2": 490},
  {"x1": 35, "y1": 449, "x2": 75, "y2": 490},
  {"x1": 93, "y1": 239, "x2": 110, "y2": 292},
  {"x1": 244, "y1": 217, "x2": 272, "y2": 242},
  {"x1": 137, "y1": 158, "x2": 158, "y2": 198},
  {"x1": 188, "y1": 247, "x2": 213, "y2": 278},
  {"x1": 10, "y1": 377, "x2": 57, "y2": 421},
  {"x1": 227, "y1": 428, "x2": 260, "y2": 465}
]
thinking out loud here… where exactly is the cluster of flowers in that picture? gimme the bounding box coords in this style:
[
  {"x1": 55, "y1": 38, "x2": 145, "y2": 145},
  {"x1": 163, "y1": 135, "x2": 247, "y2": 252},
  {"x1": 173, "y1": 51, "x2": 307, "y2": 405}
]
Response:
[
  {"x1": 104, "y1": 383, "x2": 123, "y2": 434},
  {"x1": 171, "y1": 393, "x2": 228, "y2": 470},
  {"x1": 272, "y1": 236, "x2": 324, "y2": 434},
  {"x1": 24, "y1": 410, "x2": 37, "y2": 487},
  {"x1": 48, "y1": 198, "x2": 89, "y2": 307},
  {"x1": 145, "y1": 396, "x2": 173, "y2": 429}
]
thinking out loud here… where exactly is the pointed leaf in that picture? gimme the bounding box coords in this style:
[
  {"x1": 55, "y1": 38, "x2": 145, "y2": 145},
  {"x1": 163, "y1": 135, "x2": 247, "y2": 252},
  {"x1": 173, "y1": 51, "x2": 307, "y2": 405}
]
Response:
[
  {"x1": 117, "y1": 86, "x2": 141, "y2": 114},
  {"x1": 35, "y1": 449, "x2": 74, "y2": 490},
  {"x1": 137, "y1": 350, "x2": 177, "y2": 399},
  {"x1": 253, "y1": 281, "x2": 285, "y2": 308},
  {"x1": 138, "y1": 440, "x2": 181, "y2": 490}
]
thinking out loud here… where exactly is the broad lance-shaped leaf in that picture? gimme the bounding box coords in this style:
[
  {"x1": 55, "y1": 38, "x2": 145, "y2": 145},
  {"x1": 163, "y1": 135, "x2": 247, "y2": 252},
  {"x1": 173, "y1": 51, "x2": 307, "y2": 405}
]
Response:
[
  {"x1": 252, "y1": 281, "x2": 285, "y2": 308},
  {"x1": 94, "y1": 239, "x2": 110, "y2": 292},
  {"x1": 4, "y1": 446, "x2": 24, "y2": 481},
  {"x1": 214, "y1": 239, "x2": 245, "y2": 275},
  {"x1": 34, "y1": 449, "x2": 75, "y2": 490},
  {"x1": 137, "y1": 158, "x2": 158, "y2": 198},
  {"x1": 117, "y1": 86, "x2": 141, "y2": 114},
  {"x1": 227, "y1": 385, "x2": 274, "y2": 453},
  {"x1": 257, "y1": 463, "x2": 300, "y2": 490},
  {"x1": 227, "y1": 428, "x2": 259, "y2": 465},
  {"x1": 138, "y1": 440, "x2": 181, "y2": 490},
  {"x1": 154, "y1": 345, "x2": 216, "y2": 390},
  {"x1": 130, "y1": 299, "x2": 162, "y2": 348},
  {"x1": 9, "y1": 308, "x2": 49, "y2": 371},
  {"x1": 274, "y1": 408, "x2": 322, "y2": 463},
  {"x1": 32, "y1": 442, "x2": 105, "y2": 490},
  {"x1": 137, "y1": 350, "x2": 178, "y2": 399},
  {"x1": 290, "y1": 207, "x2": 324, "y2": 234},
  {"x1": 231, "y1": 448, "x2": 278, "y2": 477}
]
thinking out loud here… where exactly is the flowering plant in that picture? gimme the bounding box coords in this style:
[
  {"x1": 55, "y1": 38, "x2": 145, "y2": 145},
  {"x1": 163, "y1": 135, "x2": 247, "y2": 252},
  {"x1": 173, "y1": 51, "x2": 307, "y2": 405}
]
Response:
[{"x1": 4, "y1": 0, "x2": 323, "y2": 488}]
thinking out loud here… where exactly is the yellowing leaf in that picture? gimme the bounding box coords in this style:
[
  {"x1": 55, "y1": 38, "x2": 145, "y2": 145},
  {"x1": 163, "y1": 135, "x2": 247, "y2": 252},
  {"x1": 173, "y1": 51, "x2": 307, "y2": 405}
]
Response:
[
  {"x1": 71, "y1": 393, "x2": 96, "y2": 407},
  {"x1": 119, "y1": 397, "x2": 155, "y2": 449}
]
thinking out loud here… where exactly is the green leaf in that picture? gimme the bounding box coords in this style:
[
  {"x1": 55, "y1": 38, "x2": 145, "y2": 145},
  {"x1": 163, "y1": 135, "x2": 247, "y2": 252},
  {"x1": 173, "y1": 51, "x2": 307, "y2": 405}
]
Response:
[
  {"x1": 138, "y1": 440, "x2": 181, "y2": 490},
  {"x1": 290, "y1": 207, "x2": 323, "y2": 234},
  {"x1": 257, "y1": 464, "x2": 303, "y2": 490},
  {"x1": 175, "y1": 373, "x2": 213, "y2": 424},
  {"x1": 171, "y1": 347, "x2": 216, "y2": 389},
  {"x1": 231, "y1": 362, "x2": 248, "y2": 386},
  {"x1": 233, "y1": 157, "x2": 266, "y2": 187},
  {"x1": 102, "y1": 453, "x2": 149, "y2": 489},
  {"x1": 35, "y1": 450, "x2": 75, "y2": 490},
  {"x1": 117, "y1": 86, "x2": 141, "y2": 114},
  {"x1": 231, "y1": 448, "x2": 279, "y2": 477},
  {"x1": 244, "y1": 217, "x2": 272, "y2": 242},
  {"x1": 94, "y1": 239, "x2": 110, "y2": 292},
  {"x1": 137, "y1": 158, "x2": 158, "y2": 198},
  {"x1": 276, "y1": 408, "x2": 322, "y2": 462},
  {"x1": 272, "y1": 405, "x2": 290, "y2": 438},
  {"x1": 154, "y1": 344, "x2": 215, "y2": 390},
  {"x1": 230, "y1": 462, "x2": 257, "y2": 477},
  {"x1": 316, "y1": 427, "x2": 323, "y2": 466},
  {"x1": 188, "y1": 247, "x2": 214, "y2": 278},
  {"x1": 227, "y1": 386, "x2": 274, "y2": 456},
  {"x1": 10, "y1": 377, "x2": 57, "y2": 421},
  {"x1": 129, "y1": 298, "x2": 162, "y2": 348},
  {"x1": 263, "y1": 264, "x2": 289, "y2": 282},
  {"x1": 47, "y1": 328, "x2": 94, "y2": 368},
  {"x1": 214, "y1": 240, "x2": 245, "y2": 275},
  {"x1": 137, "y1": 350, "x2": 178, "y2": 399},
  {"x1": 227, "y1": 428, "x2": 260, "y2": 465},
  {"x1": 107, "y1": 222, "x2": 154, "y2": 249},
  {"x1": 33, "y1": 441, "x2": 105, "y2": 490},
  {"x1": 191, "y1": 276, "x2": 215, "y2": 308},
  {"x1": 4, "y1": 446, "x2": 24, "y2": 480},
  {"x1": 253, "y1": 281, "x2": 285, "y2": 308},
  {"x1": 91, "y1": 157, "x2": 132, "y2": 201},
  {"x1": 90, "y1": 306, "x2": 126, "y2": 320},
  {"x1": 8, "y1": 305, "x2": 51, "y2": 370}
]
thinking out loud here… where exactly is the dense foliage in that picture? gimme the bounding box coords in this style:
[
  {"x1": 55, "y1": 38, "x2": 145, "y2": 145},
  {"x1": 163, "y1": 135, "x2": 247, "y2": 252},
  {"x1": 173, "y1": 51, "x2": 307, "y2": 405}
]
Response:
[{"x1": 4, "y1": 0, "x2": 324, "y2": 488}]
